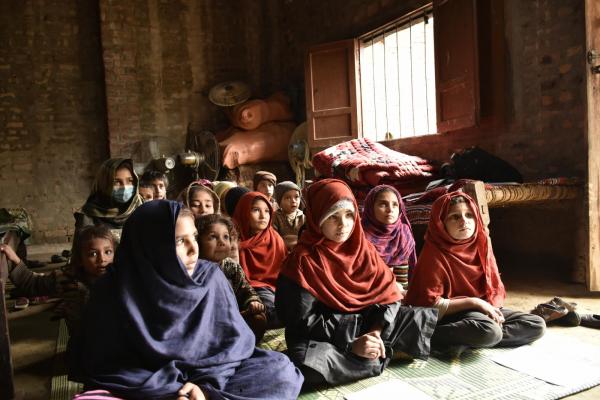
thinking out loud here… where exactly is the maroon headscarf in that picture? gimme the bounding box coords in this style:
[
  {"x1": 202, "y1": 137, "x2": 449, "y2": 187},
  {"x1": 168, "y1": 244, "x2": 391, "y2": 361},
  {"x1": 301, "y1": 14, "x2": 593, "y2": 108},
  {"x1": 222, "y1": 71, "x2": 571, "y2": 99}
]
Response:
[
  {"x1": 232, "y1": 192, "x2": 287, "y2": 290},
  {"x1": 361, "y1": 185, "x2": 416, "y2": 269},
  {"x1": 404, "y1": 192, "x2": 506, "y2": 307},
  {"x1": 280, "y1": 179, "x2": 401, "y2": 312}
]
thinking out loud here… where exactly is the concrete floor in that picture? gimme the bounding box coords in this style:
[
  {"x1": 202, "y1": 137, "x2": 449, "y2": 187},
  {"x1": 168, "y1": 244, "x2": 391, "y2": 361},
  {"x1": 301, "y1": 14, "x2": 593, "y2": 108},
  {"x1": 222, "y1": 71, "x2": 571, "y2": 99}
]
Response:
[{"x1": 6, "y1": 250, "x2": 600, "y2": 399}]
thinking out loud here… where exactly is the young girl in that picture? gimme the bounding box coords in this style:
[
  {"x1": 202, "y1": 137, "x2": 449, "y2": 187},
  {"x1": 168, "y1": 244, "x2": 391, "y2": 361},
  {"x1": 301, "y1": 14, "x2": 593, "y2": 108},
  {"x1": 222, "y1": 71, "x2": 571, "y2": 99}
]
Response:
[
  {"x1": 196, "y1": 213, "x2": 267, "y2": 342},
  {"x1": 272, "y1": 181, "x2": 305, "y2": 251},
  {"x1": 276, "y1": 179, "x2": 437, "y2": 386},
  {"x1": 404, "y1": 192, "x2": 545, "y2": 355},
  {"x1": 179, "y1": 181, "x2": 220, "y2": 218},
  {"x1": 74, "y1": 158, "x2": 143, "y2": 242},
  {"x1": 74, "y1": 201, "x2": 303, "y2": 399},
  {"x1": 1, "y1": 224, "x2": 116, "y2": 339},
  {"x1": 232, "y1": 191, "x2": 287, "y2": 328},
  {"x1": 361, "y1": 185, "x2": 416, "y2": 290}
]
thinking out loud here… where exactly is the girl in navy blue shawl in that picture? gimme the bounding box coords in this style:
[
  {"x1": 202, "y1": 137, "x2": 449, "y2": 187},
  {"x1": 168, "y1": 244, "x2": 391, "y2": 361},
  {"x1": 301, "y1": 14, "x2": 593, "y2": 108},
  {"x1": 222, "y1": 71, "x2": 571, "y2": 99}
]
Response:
[{"x1": 75, "y1": 200, "x2": 303, "y2": 400}]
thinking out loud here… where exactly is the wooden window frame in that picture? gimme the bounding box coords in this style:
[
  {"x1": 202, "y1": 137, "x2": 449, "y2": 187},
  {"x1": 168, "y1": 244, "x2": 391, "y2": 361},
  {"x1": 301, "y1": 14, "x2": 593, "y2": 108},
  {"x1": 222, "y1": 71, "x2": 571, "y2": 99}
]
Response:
[{"x1": 305, "y1": 0, "x2": 505, "y2": 152}]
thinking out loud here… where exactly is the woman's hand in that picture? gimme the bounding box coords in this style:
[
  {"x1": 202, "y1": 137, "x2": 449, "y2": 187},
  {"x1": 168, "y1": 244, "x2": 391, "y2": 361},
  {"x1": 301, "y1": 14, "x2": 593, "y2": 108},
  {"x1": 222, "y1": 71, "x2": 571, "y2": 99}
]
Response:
[
  {"x1": 472, "y1": 298, "x2": 504, "y2": 326},
  {"x1": 178, "y1": 382, "x2": 207, "y2": 400},
  {"x1": 351, "y1": 330, "x2": 386, "y2": 359},
  {"x1": 247, "y1": 301, "x2": 265, "y2": 314},
  {"x1": 0, "y1": 244, "x2": 21, "y2": 265}
]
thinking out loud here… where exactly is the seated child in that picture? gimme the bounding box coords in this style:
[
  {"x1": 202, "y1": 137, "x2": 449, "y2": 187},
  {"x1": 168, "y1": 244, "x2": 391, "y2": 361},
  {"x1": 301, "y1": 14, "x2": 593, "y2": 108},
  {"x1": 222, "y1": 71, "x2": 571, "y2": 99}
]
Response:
[
  {"x1": 404, "y1": 193, "x2": 545, "y2": 355},
  {"x1": 196, "y1": 214, "x2": 267, "y2": 342},
  {"x1": 74, "y1": 158, "x2": 143, "y2": 242},
  {"x1": 361, "y1": 185, "x2": 416, "y2": 290},
  {"x1": 272, "y1": 181, "x2": 306, "y2": 250},
  {"x1": 138, "y1": 181, "x2": 154, "y2": 202},
  {"x1": 276, "y1": 179, "x2": 437, "y2": 387},
  {"x1": 74, "y1": 201, "x2": 303, "y2": 399},
  {"x1": 179, "y1": 180, "x2": 220, "y2": 218},
  {"x1": 253, "y1": 170, "x2": 278, "y2": 211},
  {"x1": 140, "y1": 170, "x2": 169, "y2": 200},
  {"x1": 232, "y1": 192, "x2": 287, "y2": 328},
  {"x1": 1, "y1": 224, "x2": 116, "y2": 339}
]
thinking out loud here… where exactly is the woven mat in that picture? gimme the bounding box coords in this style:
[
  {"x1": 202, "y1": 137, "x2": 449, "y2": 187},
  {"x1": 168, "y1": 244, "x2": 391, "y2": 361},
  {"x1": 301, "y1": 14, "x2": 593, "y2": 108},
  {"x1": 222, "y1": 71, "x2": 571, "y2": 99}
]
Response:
[{"x1": 51, "y1": 325, "x2": 600, "y2": 400}]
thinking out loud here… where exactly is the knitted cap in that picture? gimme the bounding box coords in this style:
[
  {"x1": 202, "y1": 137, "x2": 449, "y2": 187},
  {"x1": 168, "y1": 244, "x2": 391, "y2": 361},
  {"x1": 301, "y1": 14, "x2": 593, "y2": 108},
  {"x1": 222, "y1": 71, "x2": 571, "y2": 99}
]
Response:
[
  {"x1": 274, "y1": 181, "x2": 301, "y2": 205},
  {"x1": 253, "y1": 171, "x2": 277, "y2": 190},
  {"x1": 318, "y1": 199, "x2": 355, "y2": 227},
  {"x1": 224, "y1": 186, "x2": 251, "y2": 216}
]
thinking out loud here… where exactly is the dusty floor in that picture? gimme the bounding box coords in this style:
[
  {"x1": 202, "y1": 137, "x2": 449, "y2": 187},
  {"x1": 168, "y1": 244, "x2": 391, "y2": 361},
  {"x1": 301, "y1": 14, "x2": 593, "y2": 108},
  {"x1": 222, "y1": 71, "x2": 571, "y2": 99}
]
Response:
[{"x1": 7, "y1": 248, "x2": 600, "y2": 399}]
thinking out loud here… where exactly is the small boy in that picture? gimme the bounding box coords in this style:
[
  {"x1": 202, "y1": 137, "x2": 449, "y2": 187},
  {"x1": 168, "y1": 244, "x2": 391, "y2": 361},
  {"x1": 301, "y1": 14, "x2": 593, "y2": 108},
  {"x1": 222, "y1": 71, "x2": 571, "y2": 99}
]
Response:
[
  {"x1": 272, "y1": 181, "x2": 305, "y2": 250},
  {"x1": 253, "y1": 170, "x2": 278, "y2": 211},
  {"x1": 140, "y1": 170, "x2": 169, "y2": 200},
  {"x1": 138, "y1": 182, "x2": 154, "y2": 202}
]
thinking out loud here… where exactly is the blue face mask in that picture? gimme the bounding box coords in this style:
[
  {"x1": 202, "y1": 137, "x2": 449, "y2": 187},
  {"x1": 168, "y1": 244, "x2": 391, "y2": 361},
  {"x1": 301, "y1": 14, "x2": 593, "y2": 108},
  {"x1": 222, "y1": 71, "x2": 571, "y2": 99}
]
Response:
[{"x1": 112, "y1": 186, "x2": 135, "y2": 204}]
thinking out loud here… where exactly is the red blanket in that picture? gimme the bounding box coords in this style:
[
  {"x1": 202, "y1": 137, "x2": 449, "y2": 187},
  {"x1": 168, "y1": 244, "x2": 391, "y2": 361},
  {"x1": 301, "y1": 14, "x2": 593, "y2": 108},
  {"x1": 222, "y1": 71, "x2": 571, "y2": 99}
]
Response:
[{"x1": 312, "y1": 138, "x2": 435, "y2": 192}]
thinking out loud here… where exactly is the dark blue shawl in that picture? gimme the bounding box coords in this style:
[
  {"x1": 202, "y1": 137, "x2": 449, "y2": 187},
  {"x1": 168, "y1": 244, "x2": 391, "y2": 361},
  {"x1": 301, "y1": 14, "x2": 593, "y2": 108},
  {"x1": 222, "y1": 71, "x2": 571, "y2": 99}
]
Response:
[{"x1": 78, "y1": 200, "x2": 256, "y2": 399}]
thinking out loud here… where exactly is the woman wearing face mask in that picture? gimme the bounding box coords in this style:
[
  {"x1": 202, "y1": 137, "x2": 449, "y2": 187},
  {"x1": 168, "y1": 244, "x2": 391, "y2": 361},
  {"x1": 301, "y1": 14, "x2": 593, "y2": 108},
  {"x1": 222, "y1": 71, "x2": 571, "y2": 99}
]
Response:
[{"x1": 74, "y1": 158, "x2": 143, "y2": 244}]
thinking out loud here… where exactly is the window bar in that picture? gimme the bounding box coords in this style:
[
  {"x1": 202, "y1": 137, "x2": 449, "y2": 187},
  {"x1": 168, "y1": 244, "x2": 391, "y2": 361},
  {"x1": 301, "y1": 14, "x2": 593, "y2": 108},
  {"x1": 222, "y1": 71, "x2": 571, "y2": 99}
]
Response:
[
  {"x1": 409, "y1": 18, "x2": 415, "y2": 136},
  {"x1": 371, "y1": 37, "x2": 377, "y2": 139},
  {"x1": 395, "y1": 24, "x2": 401, "y2": 138},
  {"x1": 424, "y1": 15, "x2": 430, "y2": 134},
  {"x1": 382, "y1": 30, "x2": 389, "y2": 141}
]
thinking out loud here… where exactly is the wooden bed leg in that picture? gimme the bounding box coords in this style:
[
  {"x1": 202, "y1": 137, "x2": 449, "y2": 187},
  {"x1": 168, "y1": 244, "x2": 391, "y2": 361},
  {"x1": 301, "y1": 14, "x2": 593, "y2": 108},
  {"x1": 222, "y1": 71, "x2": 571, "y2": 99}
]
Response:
[{"x1": 463, "y1": 181, "x2": 490, "y2": 231}]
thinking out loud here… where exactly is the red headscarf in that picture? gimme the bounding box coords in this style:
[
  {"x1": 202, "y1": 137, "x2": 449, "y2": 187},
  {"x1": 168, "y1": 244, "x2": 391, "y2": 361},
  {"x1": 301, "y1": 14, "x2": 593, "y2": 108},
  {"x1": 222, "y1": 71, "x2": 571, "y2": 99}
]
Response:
[
  {"x1": 280, "y1": 179, "x2": 401, "y2": 312},
  {"x1": 404, "y1": 192, "x2": 506, "y2": 307},
  {"x1": 232, "y1": 192, "x2": 287, "y2": 290}
]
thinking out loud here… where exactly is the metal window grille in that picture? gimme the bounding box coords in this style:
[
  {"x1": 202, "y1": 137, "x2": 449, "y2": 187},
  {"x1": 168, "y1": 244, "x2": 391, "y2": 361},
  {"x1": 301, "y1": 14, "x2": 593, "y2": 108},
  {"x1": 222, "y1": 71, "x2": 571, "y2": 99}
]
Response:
[{"x1": 359, "y1": 9, "x2": 436, "y2": 141}]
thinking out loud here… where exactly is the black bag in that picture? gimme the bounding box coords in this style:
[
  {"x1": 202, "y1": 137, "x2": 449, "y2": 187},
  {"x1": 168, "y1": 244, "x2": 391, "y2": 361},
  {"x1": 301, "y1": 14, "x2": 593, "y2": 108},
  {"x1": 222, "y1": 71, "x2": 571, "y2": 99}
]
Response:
[{"x1": 442, "y1": 146, "x2": 523, "y2": 183}]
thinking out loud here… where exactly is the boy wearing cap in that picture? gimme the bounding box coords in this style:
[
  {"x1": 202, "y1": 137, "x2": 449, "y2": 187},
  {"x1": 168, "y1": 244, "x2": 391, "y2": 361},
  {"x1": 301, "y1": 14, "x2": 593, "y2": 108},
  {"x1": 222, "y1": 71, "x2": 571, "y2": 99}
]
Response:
[
  {"x1": 273, "y1": 181, "x2": 305, "y2": 250},
  {"x1": 253, "y1": 170, "x2": 279, "y2": 211}
]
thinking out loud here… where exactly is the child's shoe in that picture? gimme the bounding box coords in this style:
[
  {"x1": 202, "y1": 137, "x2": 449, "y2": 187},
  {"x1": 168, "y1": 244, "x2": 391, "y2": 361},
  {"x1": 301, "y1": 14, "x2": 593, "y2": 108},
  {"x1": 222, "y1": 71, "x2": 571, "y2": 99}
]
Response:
[{"x1": 14, "y1": 297, "x2": 29, "y2": 310}]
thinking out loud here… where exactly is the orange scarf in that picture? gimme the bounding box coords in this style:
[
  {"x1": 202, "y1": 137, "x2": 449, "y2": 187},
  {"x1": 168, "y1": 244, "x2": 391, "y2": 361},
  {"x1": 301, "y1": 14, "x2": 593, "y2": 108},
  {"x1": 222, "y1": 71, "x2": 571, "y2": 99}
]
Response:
[
  {"x1": 233, "y1": 192, "x2": 287, "y2": 290},
  {"x1": 405, "y1": 192, "x2": 505, "y2": 307},
  {"x1": 280, "y1": 179, "x2": 401, "y2": 312}
]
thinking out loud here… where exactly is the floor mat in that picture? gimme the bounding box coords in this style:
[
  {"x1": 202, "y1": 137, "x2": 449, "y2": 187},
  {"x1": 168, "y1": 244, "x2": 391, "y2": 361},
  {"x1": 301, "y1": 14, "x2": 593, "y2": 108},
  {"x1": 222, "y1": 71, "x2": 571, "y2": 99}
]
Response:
[
  {"x1": 299, "y1": 331, "x2": 600, "y2": 400},
  {"x1": 50, "y1": 324, "x2": 600, "y2": 400},
  {"x1": 50, "y1": 319, "x2": 82, "y2": 400}
]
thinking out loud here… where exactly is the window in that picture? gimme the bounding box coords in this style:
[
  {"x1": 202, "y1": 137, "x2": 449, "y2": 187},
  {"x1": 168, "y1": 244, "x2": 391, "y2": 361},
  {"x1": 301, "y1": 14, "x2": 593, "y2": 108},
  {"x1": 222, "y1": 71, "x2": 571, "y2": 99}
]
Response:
[
  {"x1": 359, "y1": 10, "x2": 436, "y2": 140},
  {"x1": 305, "y1": 0, "x2": 501, "y2": 149}
]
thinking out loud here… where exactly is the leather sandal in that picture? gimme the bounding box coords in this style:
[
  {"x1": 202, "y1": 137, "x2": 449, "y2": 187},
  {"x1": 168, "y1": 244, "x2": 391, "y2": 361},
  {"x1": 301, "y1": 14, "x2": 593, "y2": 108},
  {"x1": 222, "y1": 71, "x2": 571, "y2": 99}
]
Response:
[
  {"x1": 531, "y1": 303, "x2": 569, "y2": 322},
  {"x1": 548, "y1": 297, "x2": 577, "y2": 312}
]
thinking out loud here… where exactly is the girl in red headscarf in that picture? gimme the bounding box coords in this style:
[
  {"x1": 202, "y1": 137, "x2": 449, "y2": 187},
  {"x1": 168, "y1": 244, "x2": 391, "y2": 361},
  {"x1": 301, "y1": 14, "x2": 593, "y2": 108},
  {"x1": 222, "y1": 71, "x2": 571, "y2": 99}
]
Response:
[
  {"x1": 276, "y1": 179, "x2": 437, "y2": 386},
  {"x1": 232, "y1": 191, "x2": 287, "y2": 328},
  {"x1": 405, "y1": 192, "x2": 545, "y2": 356}
]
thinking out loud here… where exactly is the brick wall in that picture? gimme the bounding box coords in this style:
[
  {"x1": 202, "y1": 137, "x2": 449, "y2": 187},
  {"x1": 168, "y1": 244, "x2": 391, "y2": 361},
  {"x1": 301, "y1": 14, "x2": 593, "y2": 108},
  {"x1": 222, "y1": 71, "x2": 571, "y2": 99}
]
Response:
[
  {"x1": 0, "y1": 0, "x2": 108, "y2": 243},
  {"x1": 99, "y1": 0, "x2": 278, "y2": 158}
]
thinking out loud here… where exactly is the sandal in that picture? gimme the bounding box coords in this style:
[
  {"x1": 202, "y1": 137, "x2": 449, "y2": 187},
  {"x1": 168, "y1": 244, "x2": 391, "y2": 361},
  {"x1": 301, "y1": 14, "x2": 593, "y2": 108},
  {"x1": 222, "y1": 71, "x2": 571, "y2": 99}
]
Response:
[
  {"x1": 546, "y1": 297, "x2": 581, "y2": 326},
  {"x1": 548, "y1": 296, "x2": 577, "y2": 312},
  {"x1": 531, "y1": 303, "x2": 569, "y2": 323},
  {"x1": 14, "y1": 297, "x2": 29, "y2": 310}
]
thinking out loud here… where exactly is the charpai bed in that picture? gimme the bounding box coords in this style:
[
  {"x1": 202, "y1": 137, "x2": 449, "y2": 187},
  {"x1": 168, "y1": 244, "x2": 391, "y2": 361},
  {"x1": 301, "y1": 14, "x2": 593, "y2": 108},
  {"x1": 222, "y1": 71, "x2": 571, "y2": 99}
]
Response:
[{"x1": 405, "y1": 178, "x2": 582, "y2": 228}]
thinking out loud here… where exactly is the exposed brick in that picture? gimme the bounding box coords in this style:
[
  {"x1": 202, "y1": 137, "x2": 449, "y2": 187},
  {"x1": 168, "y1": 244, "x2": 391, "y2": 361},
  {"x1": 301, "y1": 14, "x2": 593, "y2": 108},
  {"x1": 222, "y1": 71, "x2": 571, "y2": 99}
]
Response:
[{"x1": 0, "y1": 0, "x2": 108, "y2": 243}]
